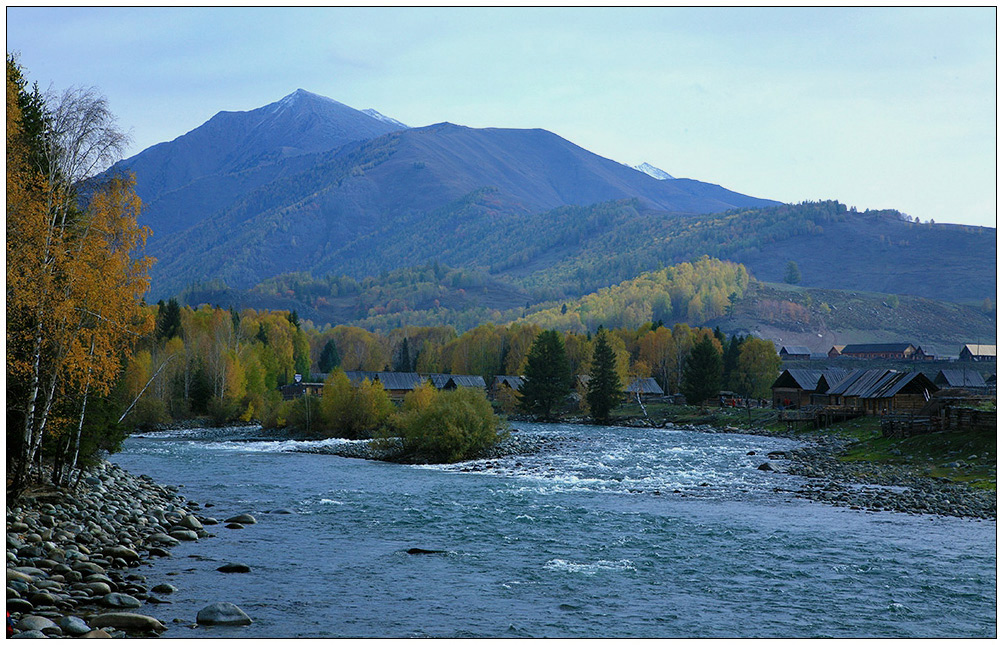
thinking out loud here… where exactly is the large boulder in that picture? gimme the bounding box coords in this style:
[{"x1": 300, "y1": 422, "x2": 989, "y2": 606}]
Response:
[{"x1": 196, "y1": 602, "x2": 253, "y2": 626}]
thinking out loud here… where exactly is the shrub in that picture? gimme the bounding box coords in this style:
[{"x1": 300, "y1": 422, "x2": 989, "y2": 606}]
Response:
[
  {"x1": 398, "y1": 387, "x2": 506, "y2": 463},
  {"x1": 319, "y1": 370, "x2": 393, "y2": 439}
]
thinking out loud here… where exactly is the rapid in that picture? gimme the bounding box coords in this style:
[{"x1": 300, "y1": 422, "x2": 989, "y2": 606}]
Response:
[{"x1": 110, "y1": 422, "x2": 996, "y2": 638}]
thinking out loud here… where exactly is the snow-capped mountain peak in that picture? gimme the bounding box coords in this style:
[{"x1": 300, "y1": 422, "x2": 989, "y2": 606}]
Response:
[
  {"x1": 633, "y1": 162, "x2": 674, "y2": 180},
  {"x1": 362, "y1": 108, "x2": 409, "y2": 129}
]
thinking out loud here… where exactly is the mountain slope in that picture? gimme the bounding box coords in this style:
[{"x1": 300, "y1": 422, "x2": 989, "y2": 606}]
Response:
[{"x1": 140, "y1": 115, "x2": 778, "y2": 297}]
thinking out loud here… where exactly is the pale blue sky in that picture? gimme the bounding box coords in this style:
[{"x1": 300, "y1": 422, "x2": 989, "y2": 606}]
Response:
[{"x1": 6, "y1": 6, "x2": 997, "y2": 227}]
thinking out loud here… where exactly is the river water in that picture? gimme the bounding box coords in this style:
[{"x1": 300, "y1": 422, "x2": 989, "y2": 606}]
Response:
[{"x1": 110, "y1": 422, "x2": 996, "y2": 638}]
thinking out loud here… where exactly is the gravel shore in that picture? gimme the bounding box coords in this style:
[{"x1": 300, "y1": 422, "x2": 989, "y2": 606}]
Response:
[
  {"x1": 637, "y1": 418, "x2": 996, "y2": 520},
  {"x1": 5, "y1": 462, "x2": 251, "y2": 638}
]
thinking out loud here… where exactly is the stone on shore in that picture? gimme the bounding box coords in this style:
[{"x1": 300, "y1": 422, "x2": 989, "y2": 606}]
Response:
[
  {"x1": 16, "y1": 615, "x2": 58, "y2": 634},
  {"x1": 89, "y1": 612, "x2": 166, "y2": 633},
  {"x1": 151, "y1": 583, "x2": 177, "y2": 594},
  {"x1": 224, "y1": 513, "x2": 257, "y2": 525},
  {"x1": 196, "y1": 602, "x2": 253, "y2": 626},
  {"x1": 216, "y1": 562, "x2": 251, "y2": 573},
  {"x1": 102, "y1": 546, "x2": 140, "y2": 562},
  {"x1": 102, "y1": 592, "x2": 142, "y2": 608},
  {"x1": 168, "y1": 529, "x2": 199, "y2": 541},
  {"x1": 58, "y1": 615, "x2": 92, "y2": 636},
  {"x1": 178, "y1": 515, "x2": 203, "y2": 531}
]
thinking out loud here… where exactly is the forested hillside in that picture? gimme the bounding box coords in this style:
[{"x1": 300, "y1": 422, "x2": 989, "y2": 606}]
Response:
[{"x1": 518, "y1": 257, "x2": 750, "y2": 332}]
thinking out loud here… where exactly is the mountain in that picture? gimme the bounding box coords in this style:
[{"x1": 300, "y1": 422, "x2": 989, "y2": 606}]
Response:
[
  {"x1": 107, "y1": 89, "x2": 406, "y2": 237},
  {"x1": 108, "y1": 90, "x2": 994, "y2": 314},
  {"x1": 115, "y1": 91, "x2": 779, "y2": 298}
]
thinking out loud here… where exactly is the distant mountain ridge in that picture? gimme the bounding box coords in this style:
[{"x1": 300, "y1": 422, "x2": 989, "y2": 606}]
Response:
[
  {"x1": 108, "y1": 89, "x2": 779, "y2": 297},
  {"x1": 103, "y1": 89, "x2": 994, "y2": 313}
]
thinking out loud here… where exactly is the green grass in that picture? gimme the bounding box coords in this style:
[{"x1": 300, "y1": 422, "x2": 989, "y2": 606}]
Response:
[{"x1": 839, "y1": 426, "x2": 996, "y2": 490}]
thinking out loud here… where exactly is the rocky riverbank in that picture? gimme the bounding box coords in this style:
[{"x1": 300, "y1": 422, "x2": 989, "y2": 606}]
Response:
[
  {"x1": 551, "y1": 416, "x2": 996, "y2": 520},
  {"x1": 665, "y1": 420, "x2": 995, "y2": 520},
  {"x1": 6, "y1": 462, "x2": 256, "y2": 638}
]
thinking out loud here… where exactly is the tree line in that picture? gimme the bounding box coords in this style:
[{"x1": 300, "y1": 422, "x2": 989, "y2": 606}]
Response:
[
  {"x1": 7, "y1": 55, "x2": 152, "y2": 495},
  {"x1": 120, "y1": 297, "x2": 780, "y2": 431}
]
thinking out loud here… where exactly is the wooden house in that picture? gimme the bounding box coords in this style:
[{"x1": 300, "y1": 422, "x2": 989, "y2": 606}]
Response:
[
  {"x1": 779, "y1": 346, "x2": 811, "y2": 360},
  {"x1": 625, "y1": 377, "x2": 664, "y2": 402},
  {"x1": 491, "y1": 375, "x2": 524, "y2": 398},
  {"x1": 859, "y1": 371, "x2": 938, "y2": 415},
  {"x1": 343, "y1": 370, "x2": 423, "y2": 401},
  {"x1": 809, "y1": 368, "x2": 852, "y2": 405},
  {"x1": 771, "y1": 369, "x2": 825, "y2": 408},
  {"x1": 959, "y1": 344, "x2": 996, "y2": 362},
  {"x1": 825, "y1": 369, "x2": 894, "y2": 410},
  {"x1": 826, "y1": 368, "x2": 937, "y2": 414},
  {"x1": 838, "y1": 343, "x2": 919, "y2": 360},
  {"x1": 372, "y1": 372, "x2": 424, "y2": 400},
  {"x1": 429, "y1": 374, "x2": 487, "y2": 391},
  {"x1": 279, "y1": 378, "x2": 325, "y2": 400},
  {"x1": 828, "y1": 345, "x2": 846, "y2": 358}
]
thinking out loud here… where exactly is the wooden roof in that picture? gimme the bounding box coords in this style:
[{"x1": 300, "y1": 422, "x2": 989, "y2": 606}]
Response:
[
  {"x1": 961, "y1": 343, "x2": 996, "y2": 357},
  {"x1": 493, "y1": 375, "x2": 524, "y2": 389},
  {"x1": 626, "y1": 377, "x2": 664, "y2": 395},
  {"x1": 780, "y1": 346, "x2": 811, "y2": 356},
  {"x1": 840, "y1": 343, "x2": 916, "y2": 354},
  {"x1": 934, "y1": 370, "x2": 987, "y2": 388},
  {"x1": 772, "y1": 369, "x2": 824, "y2": 391}
]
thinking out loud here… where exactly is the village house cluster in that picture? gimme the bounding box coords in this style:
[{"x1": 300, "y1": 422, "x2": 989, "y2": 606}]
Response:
[
  {"x1": 778, "y1": 342, "x2": 996, "y2": 362},
  {"x1": 280, "y1": 371, "x2": 667, "y2": 404}
]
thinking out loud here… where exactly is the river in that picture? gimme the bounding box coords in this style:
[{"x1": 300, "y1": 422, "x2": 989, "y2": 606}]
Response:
[{"x1": 110, "y1": 422, "x2": 996, "y2": 638}]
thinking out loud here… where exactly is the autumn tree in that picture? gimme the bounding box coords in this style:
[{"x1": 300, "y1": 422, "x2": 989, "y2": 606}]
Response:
[
  {"x1": 519, "y1": 330, "x2": 572, "y2": 419},
  {"x1": 7, "y1": 58, "x2": 151, "y2": 494},
  {"x1": 731, "y1": 337, "x2": 781, "y2": 399}
]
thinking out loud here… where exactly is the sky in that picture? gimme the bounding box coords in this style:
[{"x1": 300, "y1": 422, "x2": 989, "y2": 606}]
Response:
[{"x1": 5, "y1": 6, "x2": 997, "y2": 228}]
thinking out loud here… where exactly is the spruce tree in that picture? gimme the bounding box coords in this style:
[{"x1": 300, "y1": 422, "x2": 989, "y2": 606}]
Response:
[
  {"x1": 155, "y1": 298, "x2": 183, "y2": 341},
  {"x1": 318, "y1": 339, "x2": 341, "y2": 373},
  {"x1": 586, "y1": 329, "x2": 622, "y2": 424},
  {"x1": 519, "y1": 330, "x2": 572, "y2": 419},
  {"x1": 681, "y1": 335, "x2": 722, "y2": 408}
]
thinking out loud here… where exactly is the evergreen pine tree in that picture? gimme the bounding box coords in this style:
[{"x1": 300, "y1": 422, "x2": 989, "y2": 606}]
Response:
[
  {"x1": 681, "y1": 335, "x2": 722, "y2": 408},
  {"x1": 394, "y1": 338, "x2": 412, "y2": 372},
  {"x1": 155, "y1": 298, "x2": 183, "y2": 340},
  {"x1": 318, "y1": 339, "x2": 341, "y2": 373},
  {"x1": 586, "y1": 329, "x2": 622, "y2": 424},
  {"x1": 784, "y1": 261, "x2": 801, "y2": 285},
  {"x1": 518, "y1": 330, "x2": 572, "y2": 419}
]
